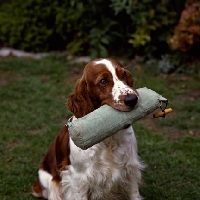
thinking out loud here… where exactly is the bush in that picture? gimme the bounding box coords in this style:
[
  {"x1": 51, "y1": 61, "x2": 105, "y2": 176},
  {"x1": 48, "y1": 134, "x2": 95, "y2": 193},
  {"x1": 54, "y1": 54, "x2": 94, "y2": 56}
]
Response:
[
  {"x1": 111, "y1": 0, "x2": 184, "y2": 55},
  {"x1": 157, "y1": 0, "x2": 200, "y2": 74},
  {"x1": 0, "y1": 1, "x2": 56, "y2": 52},
  {"x1": 167, "y1": 1, "x2": 200, "y2": 54},
  {"x1": 0, "y1": 0, "x2": 185, "y2": 58}
]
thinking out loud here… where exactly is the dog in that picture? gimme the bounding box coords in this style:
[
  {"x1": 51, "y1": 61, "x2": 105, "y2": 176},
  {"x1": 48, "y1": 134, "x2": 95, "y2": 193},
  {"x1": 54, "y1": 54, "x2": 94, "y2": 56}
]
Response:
[{"x1": 32, "y1": 58, "x2": 144, "y2": 200}]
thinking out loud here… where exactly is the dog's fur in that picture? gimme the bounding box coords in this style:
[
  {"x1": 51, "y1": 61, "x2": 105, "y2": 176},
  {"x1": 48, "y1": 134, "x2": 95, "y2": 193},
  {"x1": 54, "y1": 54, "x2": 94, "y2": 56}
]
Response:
[{"x1": 32, "y1": 58, "x2": 144, "y2": 200}]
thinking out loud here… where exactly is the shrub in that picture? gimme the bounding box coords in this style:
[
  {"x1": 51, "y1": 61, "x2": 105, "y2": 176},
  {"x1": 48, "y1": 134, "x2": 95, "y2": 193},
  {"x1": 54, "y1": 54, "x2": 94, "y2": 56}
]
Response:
[
  {"x1": 0, "y1": 0, "x2": 56, "y2": 52},
  {"x1": 158, "y1": 0, "x2": 200, "y2": 74},
  {"x1": 0, "y1": 0, "x2": 185, "y2": 58},
  {"x1": 167, "y1": 0, "x2": 200, "y2": 53},
  {"x1": 111, "y1": 1, "x2": 178, "y2": 47},
  {"x1": 110, "y1": 0, "x2": 186, "y2": 58}
]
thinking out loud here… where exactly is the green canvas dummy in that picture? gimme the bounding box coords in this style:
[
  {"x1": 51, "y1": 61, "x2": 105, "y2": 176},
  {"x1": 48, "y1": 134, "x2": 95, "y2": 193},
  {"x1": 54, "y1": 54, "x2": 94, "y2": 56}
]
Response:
[{"x1": 68, "y1": 87, "x2": 168, "y2": 150}]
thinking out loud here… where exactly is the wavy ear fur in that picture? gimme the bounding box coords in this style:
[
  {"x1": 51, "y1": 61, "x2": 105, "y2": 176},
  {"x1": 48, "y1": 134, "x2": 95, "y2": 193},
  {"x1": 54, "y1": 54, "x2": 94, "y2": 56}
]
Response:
[{"x1": 67, "y1": 77, "x2": 95, "y2": 118}]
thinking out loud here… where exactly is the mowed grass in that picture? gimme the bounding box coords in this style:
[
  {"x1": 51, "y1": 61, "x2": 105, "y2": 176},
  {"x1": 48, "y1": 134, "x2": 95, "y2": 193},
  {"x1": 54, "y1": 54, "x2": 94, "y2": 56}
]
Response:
[{"x1": 0, "y1": 56, "x2": 199, "y2": 200}]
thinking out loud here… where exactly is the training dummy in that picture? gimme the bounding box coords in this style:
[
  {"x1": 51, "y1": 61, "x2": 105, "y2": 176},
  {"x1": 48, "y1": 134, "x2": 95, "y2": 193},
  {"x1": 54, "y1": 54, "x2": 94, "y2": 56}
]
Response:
[{"x1": 67, "y1": 87, "x2": 172, "y2": 150}]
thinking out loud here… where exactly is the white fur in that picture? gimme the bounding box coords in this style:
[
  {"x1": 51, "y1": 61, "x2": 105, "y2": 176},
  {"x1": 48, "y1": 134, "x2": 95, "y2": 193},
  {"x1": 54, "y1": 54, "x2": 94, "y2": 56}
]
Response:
[
  {"x1": 61, "y1": 125, "x2": 144, "y2": 200},
  {"x1": 38, "y1": 169, "x2": 62, "y2": 200},
  {"x1": 95, "y1": 59, "x2": 136, "y2": 102}
]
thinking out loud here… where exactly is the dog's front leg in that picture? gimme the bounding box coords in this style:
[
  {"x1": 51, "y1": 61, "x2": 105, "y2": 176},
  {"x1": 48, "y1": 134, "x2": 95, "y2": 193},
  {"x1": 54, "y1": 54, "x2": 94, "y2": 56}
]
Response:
[
  {"x1": 128, "y1": 179, "x2": 142, "y2": 200},
  {"x1": 129, "y1": 188, "x2": 141, "y2": 200},
  {"x1": 69, "y1": 191, "x2": 88, "y2": 200},
  {"x1": 62, "y1": 183, "x2": 88, "y2": 200},
  {"x1": 61, "y1": 169, "x2": 89, "y2": 200},
  {"x1": 62, "y1": 178, "x2": 89, "y2": 200},
  {"x1": 127, "y1": 165, "x2": 143, "y2": 200}
]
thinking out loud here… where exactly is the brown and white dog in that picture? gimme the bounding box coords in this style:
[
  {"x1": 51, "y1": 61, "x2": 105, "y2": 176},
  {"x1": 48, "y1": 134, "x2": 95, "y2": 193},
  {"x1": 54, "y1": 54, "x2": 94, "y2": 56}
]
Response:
[{"x1": 32, "y1": 58, "x2": 144, "y2": 200}]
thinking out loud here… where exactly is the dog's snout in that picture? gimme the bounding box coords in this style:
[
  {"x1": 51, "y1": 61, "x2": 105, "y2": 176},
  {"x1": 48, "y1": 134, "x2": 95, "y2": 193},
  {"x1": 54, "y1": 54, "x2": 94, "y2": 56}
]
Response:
[{"x1": 124, "y1": 94, "x2": 138, "y2": 108}]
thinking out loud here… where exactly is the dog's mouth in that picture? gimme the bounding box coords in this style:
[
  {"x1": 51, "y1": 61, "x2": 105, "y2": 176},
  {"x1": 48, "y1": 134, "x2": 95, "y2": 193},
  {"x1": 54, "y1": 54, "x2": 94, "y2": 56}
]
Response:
[{"x1": 102, "y1": 93, "x2": 139, "y2": 112}]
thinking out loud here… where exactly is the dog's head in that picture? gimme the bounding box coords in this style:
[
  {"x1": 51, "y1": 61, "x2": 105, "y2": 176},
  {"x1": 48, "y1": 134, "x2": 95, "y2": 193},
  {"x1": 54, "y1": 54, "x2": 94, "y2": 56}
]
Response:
[{"x1": 67, "y1": 58, "x2": 139, "y2": 118}]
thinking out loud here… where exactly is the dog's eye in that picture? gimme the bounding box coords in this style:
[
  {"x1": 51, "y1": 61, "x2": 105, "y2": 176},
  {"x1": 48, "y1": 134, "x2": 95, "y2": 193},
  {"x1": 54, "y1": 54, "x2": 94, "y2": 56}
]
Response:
[{"x1": 99, "y1": 79, "x2": 108, "y2": 86}]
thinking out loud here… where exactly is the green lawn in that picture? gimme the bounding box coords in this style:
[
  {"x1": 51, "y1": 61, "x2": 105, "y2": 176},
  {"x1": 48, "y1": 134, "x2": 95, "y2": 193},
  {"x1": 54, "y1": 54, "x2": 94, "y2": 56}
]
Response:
[{"x1": 0, "y1": 55, "x2": 199, "y2": 200}]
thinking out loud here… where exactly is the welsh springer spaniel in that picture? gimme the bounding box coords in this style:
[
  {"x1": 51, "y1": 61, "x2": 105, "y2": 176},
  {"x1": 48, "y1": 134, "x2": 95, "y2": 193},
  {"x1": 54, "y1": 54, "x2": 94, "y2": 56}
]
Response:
[{"x1": 32, "y1": 58, "x2": 144, "y2": 200}]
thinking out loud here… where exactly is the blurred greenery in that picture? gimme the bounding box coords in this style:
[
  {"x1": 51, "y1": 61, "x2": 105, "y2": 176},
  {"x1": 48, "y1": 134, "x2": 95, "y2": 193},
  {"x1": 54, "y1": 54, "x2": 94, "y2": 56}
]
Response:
[{"x1": 0, "y1": 0, "x2": 186, "y2": 59}]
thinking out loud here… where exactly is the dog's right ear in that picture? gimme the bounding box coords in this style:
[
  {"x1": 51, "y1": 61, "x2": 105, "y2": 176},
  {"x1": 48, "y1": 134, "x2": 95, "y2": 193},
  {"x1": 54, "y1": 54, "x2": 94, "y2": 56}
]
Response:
[{"x1": 67, "y1": 77, "x2": 95, "y2": 118}]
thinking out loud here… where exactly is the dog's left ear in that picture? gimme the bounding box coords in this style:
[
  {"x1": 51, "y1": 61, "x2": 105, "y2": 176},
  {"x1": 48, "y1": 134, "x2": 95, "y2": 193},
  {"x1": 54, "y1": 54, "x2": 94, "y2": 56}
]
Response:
[{"x1": 67, "y1": 77, "x2": 95, "y2": 118}]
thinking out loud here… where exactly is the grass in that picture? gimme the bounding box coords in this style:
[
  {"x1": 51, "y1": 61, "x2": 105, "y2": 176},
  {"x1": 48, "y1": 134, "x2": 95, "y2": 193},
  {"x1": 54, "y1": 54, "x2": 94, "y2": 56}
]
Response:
[
  {"x1": 0, "y1": 55, "x2": 199, "y2": 200},
  {"x1": 135, "y1": 124, "x2": 200, "y2": 200}
]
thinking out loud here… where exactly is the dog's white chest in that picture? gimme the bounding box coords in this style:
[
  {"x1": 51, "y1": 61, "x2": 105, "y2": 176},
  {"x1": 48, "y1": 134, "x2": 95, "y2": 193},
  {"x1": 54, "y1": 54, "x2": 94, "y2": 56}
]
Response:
[{"x1": 61, "y1": 126, "x2": 139, "y2": 199}]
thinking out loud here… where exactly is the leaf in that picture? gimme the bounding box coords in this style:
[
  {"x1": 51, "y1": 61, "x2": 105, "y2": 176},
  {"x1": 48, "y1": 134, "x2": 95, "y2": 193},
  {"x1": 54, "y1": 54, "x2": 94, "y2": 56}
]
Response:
[
  {"x1": 142, "y1": 0, "x2": 152, "y2": 3},
  {"x1": 101, "y1": 37, "x2": 109, "y2": 45},
  {"x1": 149, "y1": 9, "x2": 155, "y2": 19},
  {"x1": 99, "y1": 44, "x2": 108, "y2": 57}
]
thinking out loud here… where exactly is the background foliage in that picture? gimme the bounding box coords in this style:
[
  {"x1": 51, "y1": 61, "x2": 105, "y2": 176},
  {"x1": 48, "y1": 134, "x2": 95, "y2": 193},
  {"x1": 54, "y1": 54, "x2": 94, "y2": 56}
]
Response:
[{"x1": 0, "y1": 0, "x2": 186, "y2": 58}]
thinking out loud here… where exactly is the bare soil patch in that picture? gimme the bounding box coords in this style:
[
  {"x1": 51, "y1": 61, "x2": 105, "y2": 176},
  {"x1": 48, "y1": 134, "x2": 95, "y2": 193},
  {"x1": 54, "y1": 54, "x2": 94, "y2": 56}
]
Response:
[
  {"x1": 0, "y1": 71, "x2": 21, "y2": 86},
  {"x1": 138, "y1": 114, "x2": 188, "y2": 139},
  {"x1": 6, "y1": 140, "x2": 22, "y2": 152},
  {"x1": 65, "y1": 66, "x2": 83, "y2": 84},
  {"x1": 39, "y1": 75, "x2": 51, "y2": 83},
  {"x1": 139, "y1": 74, "x2": 200, "y2": 140},
  {"x1": 176, "y1": 89, "x2": 200, "y2": 102}
]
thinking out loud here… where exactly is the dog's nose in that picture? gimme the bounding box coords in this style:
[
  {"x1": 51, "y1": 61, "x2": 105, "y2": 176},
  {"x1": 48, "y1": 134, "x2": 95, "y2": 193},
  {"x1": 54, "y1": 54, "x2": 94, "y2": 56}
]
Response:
[{"x1": 124, "y1": 94, "x2": 138, "y2": 108}]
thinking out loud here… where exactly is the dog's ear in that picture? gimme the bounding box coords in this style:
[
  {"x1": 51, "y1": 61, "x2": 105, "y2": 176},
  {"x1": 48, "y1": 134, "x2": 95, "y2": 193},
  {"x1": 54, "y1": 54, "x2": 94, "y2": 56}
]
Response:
[{"x1": 67, "y1": 77, "x2": 95, "y2": 118}]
